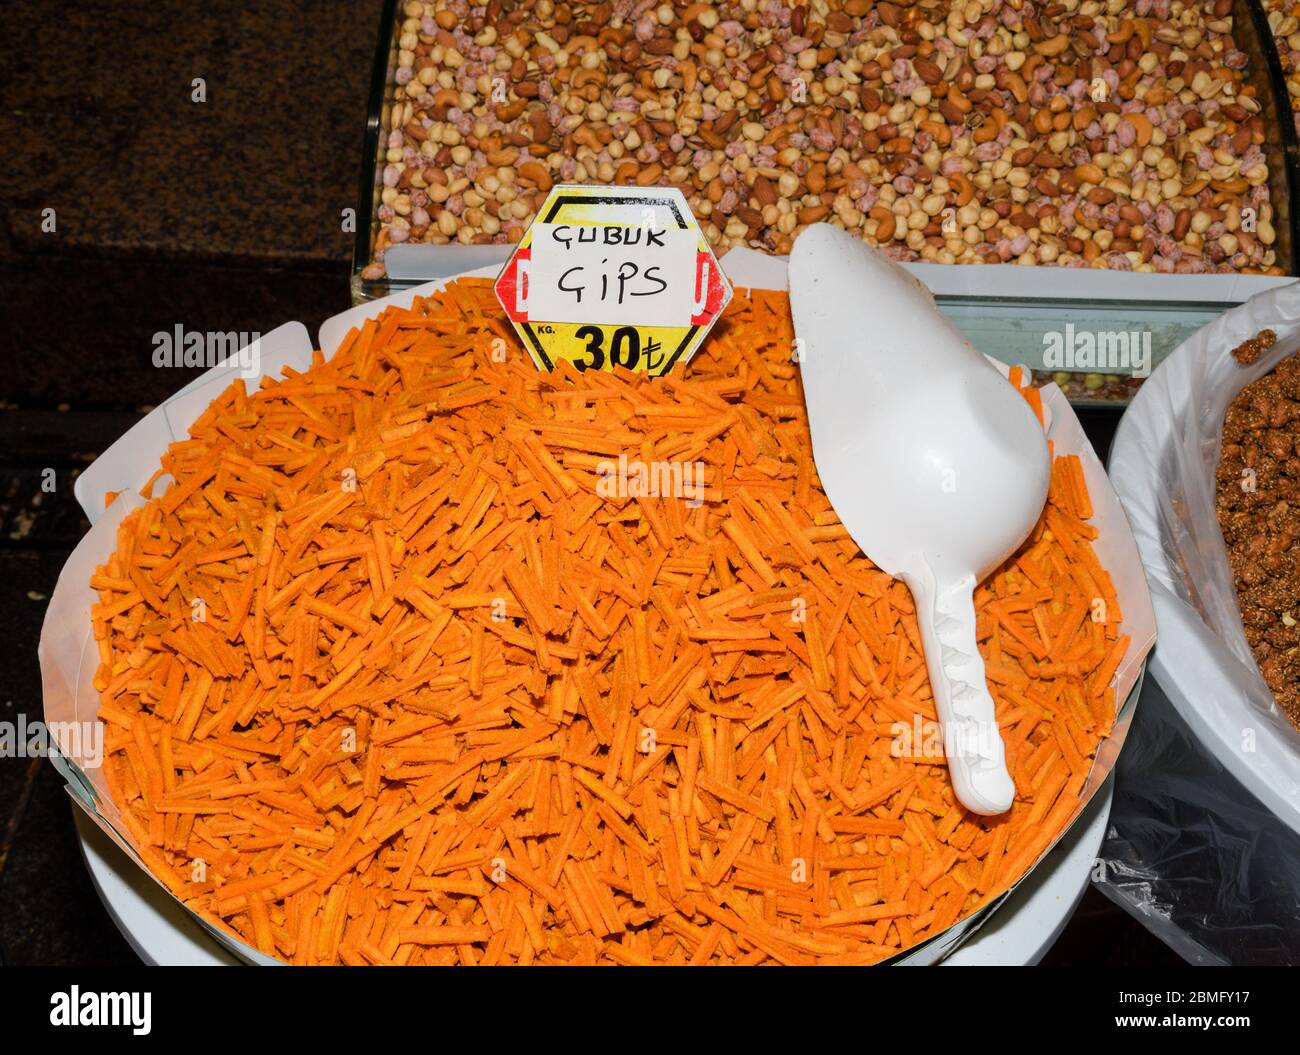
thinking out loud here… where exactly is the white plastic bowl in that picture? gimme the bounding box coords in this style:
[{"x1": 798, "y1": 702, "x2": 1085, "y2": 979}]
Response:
[{"x1": 1110, "y1": 281, "x2": 1300, "y2": 836}]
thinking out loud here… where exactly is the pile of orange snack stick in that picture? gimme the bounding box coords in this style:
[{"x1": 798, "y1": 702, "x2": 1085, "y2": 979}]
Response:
[{"x1": 88, "y1": 278, "x2": 1129, "y2": 965}]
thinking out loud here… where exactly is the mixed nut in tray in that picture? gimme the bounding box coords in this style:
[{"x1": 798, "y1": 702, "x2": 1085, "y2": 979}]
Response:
[
  {"x1": 361, "y1": 0, "x2": 1284, "y2": 280},
  {"x1": 1031, "y1": 367, "x2": 1145, "y2": 402},
  {"x1": 1264, "y1": 0, "x2": 1300, "y2": 134}
]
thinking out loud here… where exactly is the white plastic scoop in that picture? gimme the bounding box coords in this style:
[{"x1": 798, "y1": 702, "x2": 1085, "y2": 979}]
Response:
[{"x1": 789, "y1": 225, "x2": 1051, "y2": 815}]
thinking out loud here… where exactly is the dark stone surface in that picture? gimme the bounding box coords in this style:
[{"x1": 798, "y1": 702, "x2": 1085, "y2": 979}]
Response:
[
  {"x1": 0, "y1": 549, "x2": 137, "y2": 965},
  {"x1": 0, "y1": 0, "x2": 378, "y2": 268},
  {"x1": 0, "y1": 256, "x2": 351, "y2": 410},
  {"x1": 0, "y1": 0, "x2": 378, "y2": 410},
  {"x1": 0, "y1": 760, "x2": 140, "y2": 966}
]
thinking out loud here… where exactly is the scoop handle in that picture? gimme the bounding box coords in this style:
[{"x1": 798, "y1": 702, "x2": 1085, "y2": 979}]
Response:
[{"x1": 903, "y1": 566, "x2": 1016, "y2": 816}]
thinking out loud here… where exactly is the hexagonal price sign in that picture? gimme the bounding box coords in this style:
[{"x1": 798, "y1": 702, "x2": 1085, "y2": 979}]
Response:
[{"x1": 494, "y1": 184, "x2": 732, "y2": 378}]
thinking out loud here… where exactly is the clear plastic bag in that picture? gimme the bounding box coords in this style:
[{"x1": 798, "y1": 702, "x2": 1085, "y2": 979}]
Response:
[
  {"x1": 1096, "y1": 678, "x2": 1300, "y2": 964},
  {"x1": 1106, "y1": 279, "x2": 1300, "y2": 961}
]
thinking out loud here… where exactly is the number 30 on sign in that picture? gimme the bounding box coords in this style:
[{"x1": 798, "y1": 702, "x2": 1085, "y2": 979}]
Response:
[{"x1": 494, "y1": 184, "x2": 733, "y2": 378}]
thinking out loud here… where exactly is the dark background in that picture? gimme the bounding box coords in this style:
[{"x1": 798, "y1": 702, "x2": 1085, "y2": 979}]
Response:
[{"x1": 0, "y1": 0, "x2": 1180, "y2": 965}]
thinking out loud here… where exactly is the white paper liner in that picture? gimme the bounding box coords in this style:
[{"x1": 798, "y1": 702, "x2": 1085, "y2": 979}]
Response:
[{"x1": 39, "y1": 248, "x2": 1154, "y2": 965}]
